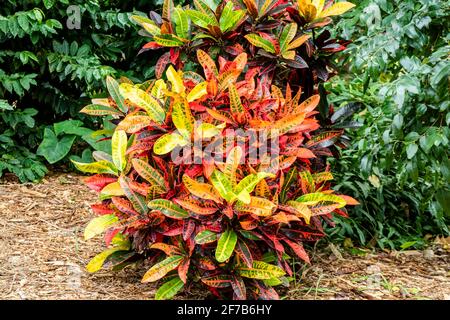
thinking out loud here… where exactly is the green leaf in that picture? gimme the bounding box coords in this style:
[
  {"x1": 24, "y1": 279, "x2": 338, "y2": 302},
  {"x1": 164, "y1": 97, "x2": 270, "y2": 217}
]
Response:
[
  {"x1": 219, "y1": 2, "x2": 244, "y2": 33},
  {"x1": 80, "y1": 104, "x2": 123, "y2": 117},
  {"x1": 215, "y1": 229, "x2": 237, "y2": 262},
  {"x1": 210, "y1": 170, "x2": 235, "y2": 202},
  {"x1": 185, "y1": 10, "x2": 218, "y2": 29},
  {"x1": 279, "y1": 23, "x2": 297, "y2": 53},
  {"x1": 155, "y1": 277, "x2": 185, "y2": 300},
  {"x1": 37, "y1": 128, "x2": 76, "y2": 164},
  {"x1": 148, "y1": 199, "x2": 190, "y2": 219},
  {"x1": 172, "y1": 7, "x2": 189, "y2": 39},
  {"x1": 195, "y1": 230, "x2": 218, "y2": 244},
  {"x1": 106, "y1": 76, "x2": 128, "y2": 113},
  {"x1": 119, "y1": 175, "x2": 148, "y2": 215},
  {"x1": 132, "y1": 158, "x2": 167, "y2": 191},
  {"x1": 84, "y1": 214, "x2": 118, "y2": 240},
  {"x1": 234, "y1": 172, "x2": 275, "y2": 204},
  {"x1": 154, "y1": 34, "x2": 185, "y2": 47},
  {"x1": 111, "y1": 130, "x2": 127, "y2": 172},
  {"x1": 71, "y1": 160, "x2": 118, "y2": 175},
  {"x1": 244, "y1": 34, "x2": 276, "y2": 54},
  {"x1": 406, "y1": 143, "x2": 418, "y2": 159}
]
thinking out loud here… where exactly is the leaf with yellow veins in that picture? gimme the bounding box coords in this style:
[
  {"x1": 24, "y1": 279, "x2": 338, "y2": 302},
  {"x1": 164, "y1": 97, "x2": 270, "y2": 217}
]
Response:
[
  {"x1": 142, "y1": 255, "x2": 184, "y2": 283},
  {"x1": 111, "y1": 130, "x2": 127, "y2": 172},
  {"x1": 270, "y1": 113, "x2": 306, "y2": 137},
  {"x1": 235, "y1": 196, "x2": 276, "y2": 216},
  {"x1": 279, "y1": 23, "x2": 298, "y2": 53},
  {"x1": 233, "y1": 53, "x2": 247, "y2": 71},
  {"x1": 153, "y1": 132, "x2": 188, "y2": 155},
  {"x1": 119, "y1": 83, "x2": 165, "y2": 124},
  {"x1": 286, "y1": 201, "x2": 312, "y2": 224},
  {"x1": 182, "y1": 175, "x2": 223, "y2": 203},
  {"x1": 197, "y1": 49, "x2": 218, "y2": 76},
  {"x1": 116, "y1": 115, "x2": 153, "y2": 133},
  {"x1": 229, "y1": 84, "x2": 245, "y2": 122},
  {"x1": 223, "y1": 146, "x2": 243, "y2": 187}
]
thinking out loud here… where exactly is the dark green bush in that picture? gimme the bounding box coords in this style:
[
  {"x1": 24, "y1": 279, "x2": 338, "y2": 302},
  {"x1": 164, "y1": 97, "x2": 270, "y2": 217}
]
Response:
[
  {"x1": 0, "y1": 0, "x2": 169, "y2": 181},
  {"x1": 326, "y1": 0, "x2": 449, "y2": 248}
]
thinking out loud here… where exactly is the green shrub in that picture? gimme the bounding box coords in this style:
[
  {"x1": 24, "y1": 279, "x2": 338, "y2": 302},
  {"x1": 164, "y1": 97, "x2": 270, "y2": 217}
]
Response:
[
  {"x1": 0, "y1": 0, "x2": 168, "y2": 181},
  {"x1": 325, "y1": 0, "x2": 450, "y2": 248}
]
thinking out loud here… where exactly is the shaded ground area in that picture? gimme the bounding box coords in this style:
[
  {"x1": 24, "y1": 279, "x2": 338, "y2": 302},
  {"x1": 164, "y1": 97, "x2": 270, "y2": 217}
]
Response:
[{"x1": 0, "y1": 173, "x2": 448, "y2": 300}]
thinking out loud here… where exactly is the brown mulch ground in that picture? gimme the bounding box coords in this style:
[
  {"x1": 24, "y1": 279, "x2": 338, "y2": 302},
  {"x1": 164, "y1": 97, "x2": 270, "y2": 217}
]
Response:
[{"x1": 0, "y1": 173, "x2": 448, "y2": 300}]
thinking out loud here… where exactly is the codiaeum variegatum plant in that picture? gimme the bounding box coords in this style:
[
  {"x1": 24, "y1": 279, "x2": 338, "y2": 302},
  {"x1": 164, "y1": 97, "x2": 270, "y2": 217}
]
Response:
[{"x1": 73, "y1": 0, "x2": 357, "y2": 300}]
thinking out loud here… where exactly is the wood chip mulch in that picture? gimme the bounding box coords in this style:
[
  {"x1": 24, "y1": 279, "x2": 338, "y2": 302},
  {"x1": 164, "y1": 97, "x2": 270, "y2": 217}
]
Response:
[{"x1": 0, "y1": 173, "x2": 448, "y2": 300}]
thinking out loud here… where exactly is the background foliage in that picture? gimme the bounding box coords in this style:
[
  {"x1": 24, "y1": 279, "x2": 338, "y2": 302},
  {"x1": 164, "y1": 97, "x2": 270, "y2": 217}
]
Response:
[
  {"x1": 0, "y1": 0, "x2": 172, "y2": 181},
  {"x1": 325, "y1": 0, "x2": 449, "y2": 249}
]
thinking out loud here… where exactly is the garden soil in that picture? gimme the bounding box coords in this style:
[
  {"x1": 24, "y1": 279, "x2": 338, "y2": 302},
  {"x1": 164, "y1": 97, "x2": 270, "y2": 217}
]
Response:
[{"x1": 0, "y1": 173, "x2": 448, "y2": 300}]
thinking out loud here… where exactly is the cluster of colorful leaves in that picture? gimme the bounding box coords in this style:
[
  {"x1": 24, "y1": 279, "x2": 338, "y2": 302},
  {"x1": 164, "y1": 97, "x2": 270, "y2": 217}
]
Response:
[{"x1": 74, "y1": 0, "x2": 357, "y2": 300}]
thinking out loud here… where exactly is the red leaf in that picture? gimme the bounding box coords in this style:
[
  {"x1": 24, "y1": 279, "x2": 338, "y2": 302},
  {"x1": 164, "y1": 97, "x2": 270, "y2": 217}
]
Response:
[
  {"x1": 178, "y1": 258, "x2": 190, "y2": 284},
  {"x1": 84, "y1": 175, "x2": 116, "y2": 192},
  {"x1": 104, "y1": 228, "x2": 120, "y2": 247},
  {"x1": 283, "y1": 238, "x2": 310, "y2": 264},
  {"x1": 90, "y1": 203, "x2": 114, "y2": 215},
  {"x1": 156, "y1": 52, "x2": 171, "y2": 79}
]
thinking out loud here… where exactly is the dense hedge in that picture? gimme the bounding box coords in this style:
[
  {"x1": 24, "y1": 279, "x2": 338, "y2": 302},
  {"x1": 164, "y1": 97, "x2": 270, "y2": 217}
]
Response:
[
  {"x1": 325, "y1": 0, "x2": 449, "y2": 248},
  {"x1": 0, "y1": 0, "x2": 169, "y2": 181}
]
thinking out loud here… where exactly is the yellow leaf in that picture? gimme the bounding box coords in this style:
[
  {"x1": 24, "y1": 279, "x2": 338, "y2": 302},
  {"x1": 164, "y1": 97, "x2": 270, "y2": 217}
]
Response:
[
  {"x1": 187, "y1": 81, "x2": 208, "y2": 102},
  {"x1": 100, "y1": 182, "x2": 125, "y2": 197},
  {"x1": 151, "y1": 79, "x2": 167, "y2": 99},
  {"x1": 196, "y1": 122, "x2": 225, "y2": 139},
  {"x1": 287, "y1": 34, "x2": 311, "y2": 50},
  {"x1": 71, "y1": 160, "x2": 118, "y2": 175},
  {"x1": 286, "y1": 201, "x2": 312, "y2": 224},
  {"x1": 223, "y1": 146, "x2": 243, "y2": 187},
  {"x1": 233, "y1": 53, "x2": 247, "y2": 71},
  {"x1": 282, "y1": 50, "x2": 296, "y2": 60},
  {"x1": 153, "y1": 132, "x2": 188, "y2": 155},
  {"x1": 166, "y1": 65, "x2": 185, "y2": 94},
  {"x1": 111, "y1": 130, "x2": 127, "y2": 172},
  {"x1": 86, "y1": 246, "x2": 128, "y2": 273},
  {"x1": 172, "y1": 100, "x2": 194, "y2": 139},
  {"x1": 319, "y1": 2, "x2": 355, "y2": 18},
  {"x1": 84, "y1": 214, "x2": 118, "y2": 240},
  {"x1": 312, "y1": 0, "x2": 325, "y2": 15}
]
